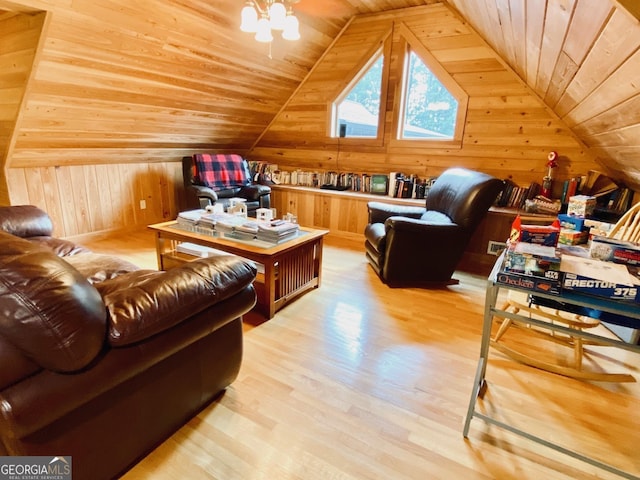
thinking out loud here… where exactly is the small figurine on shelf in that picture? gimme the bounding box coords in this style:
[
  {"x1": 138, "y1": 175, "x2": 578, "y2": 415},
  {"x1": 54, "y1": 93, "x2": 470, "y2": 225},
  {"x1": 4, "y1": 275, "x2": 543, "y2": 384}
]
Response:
[{"x1": 541, "y1": 151, "x2": 558, "y2": 198}]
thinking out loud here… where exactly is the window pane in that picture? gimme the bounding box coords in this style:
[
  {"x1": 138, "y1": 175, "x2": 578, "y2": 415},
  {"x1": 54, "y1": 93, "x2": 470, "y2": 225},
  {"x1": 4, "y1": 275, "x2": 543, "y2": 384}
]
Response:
[
  {"x1": 401, "y1": 51, "x2": 457, "y2": 139},
  {"x1": 336, "y1": 56, "x2": 383, "y2": 138}
]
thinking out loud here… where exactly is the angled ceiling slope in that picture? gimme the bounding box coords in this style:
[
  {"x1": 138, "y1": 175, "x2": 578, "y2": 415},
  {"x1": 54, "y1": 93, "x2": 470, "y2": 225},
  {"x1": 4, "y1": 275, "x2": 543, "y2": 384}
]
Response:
[
  {"x1": 446, "y1": 0, "x2": 640, "y2": 192},
  {"x1": 1, "y1": 0, "x2": 639, "y2": 193}
]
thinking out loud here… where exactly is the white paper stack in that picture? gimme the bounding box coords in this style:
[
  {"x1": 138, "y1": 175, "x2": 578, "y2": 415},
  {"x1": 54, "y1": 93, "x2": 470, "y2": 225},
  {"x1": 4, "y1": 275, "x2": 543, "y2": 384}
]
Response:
[
  {"x1": 176, "y1": 242, "x2": 223, "y2": 257},
  {"x1": 176, "y1": 209, "x2": 206, "y2": 230},
  {"x1": 256, "y1": 221, "x2": 299, "y2": 243},
  {"x1": 215, "y1": 215, "x2": 248, "y2": 235},
  {"x1": 234, "y1": 221, "x2": 260, "y2": 240}
]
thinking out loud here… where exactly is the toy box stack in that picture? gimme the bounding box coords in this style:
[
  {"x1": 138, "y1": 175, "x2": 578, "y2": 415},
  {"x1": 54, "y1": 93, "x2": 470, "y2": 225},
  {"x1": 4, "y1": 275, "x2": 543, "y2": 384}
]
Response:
[
  {"x1": 557, "y1": 213, "x2": 589, "y2": 245},
  {"x1": 557, "y1": 195, "x2": 597, "y2": 245},
  {"x1": 497, "y1": 216, "x2": 563, "y2": 295}
]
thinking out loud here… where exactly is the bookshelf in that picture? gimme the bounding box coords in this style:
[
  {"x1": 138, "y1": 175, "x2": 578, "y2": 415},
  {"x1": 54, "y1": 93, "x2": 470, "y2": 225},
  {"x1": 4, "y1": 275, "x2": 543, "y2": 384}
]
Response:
[{"x1": 247, "y1": 161, "x2": 437, "y2": 200}]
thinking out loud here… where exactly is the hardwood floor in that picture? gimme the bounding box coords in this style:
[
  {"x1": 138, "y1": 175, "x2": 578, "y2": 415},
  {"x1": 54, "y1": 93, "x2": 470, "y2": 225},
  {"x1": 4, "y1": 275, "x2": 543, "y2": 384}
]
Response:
[{"x1": 84, "y1": 231, "x2": 640, "y2": 480}]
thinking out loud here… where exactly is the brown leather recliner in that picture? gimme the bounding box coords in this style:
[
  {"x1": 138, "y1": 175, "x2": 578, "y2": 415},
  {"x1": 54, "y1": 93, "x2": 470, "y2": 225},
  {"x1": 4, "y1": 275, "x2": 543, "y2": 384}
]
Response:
[
  {"x1": 364, "y1": 168, "x2": 504, "y2": 286},
  {"x1": 0, "y1": 205, "x2": 257, "y2": 480}
]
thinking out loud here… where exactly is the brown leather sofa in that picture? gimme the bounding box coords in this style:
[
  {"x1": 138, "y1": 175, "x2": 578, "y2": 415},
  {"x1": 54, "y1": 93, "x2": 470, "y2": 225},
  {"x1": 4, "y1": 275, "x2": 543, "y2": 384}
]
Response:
[
  {"x1": 365, "y1": 168, "x2": 504, "y2": 286},
  {"x1": 0, "y1": 205, "x2": 257, "y2": 479}
]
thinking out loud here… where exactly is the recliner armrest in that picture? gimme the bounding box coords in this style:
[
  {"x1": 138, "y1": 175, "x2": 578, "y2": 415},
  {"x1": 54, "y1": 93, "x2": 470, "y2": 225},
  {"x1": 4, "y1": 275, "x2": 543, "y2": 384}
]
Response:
[
  {"x1": 190, "y1": 184, "x2": 218, "y2": 203},
  {"x1": 367, "y1": 202, "x2": 425, "y2": 225},
  {"x1": 238, "y1": 184, "x2": 271, "y2": 201},
  {"x1": 386, "y1": 216, "x2": 459, "y2": 235}
]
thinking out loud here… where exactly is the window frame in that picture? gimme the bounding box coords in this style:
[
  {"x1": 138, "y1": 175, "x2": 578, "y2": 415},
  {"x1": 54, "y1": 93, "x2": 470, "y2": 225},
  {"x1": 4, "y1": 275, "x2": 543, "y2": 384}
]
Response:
[
  {"x1": 390, "y1": 24, "x2": 468, "y2": 149},
  {"x1": 326, "y1": 22, "x2": 467, "y2": 149},
  {"x1": 327, "y1": 29, "x2": 392, "y2": 146}
]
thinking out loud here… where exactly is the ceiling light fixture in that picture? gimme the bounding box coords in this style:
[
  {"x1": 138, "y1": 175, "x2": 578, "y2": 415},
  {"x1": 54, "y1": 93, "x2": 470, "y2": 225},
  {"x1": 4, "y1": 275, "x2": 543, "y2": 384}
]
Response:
[{"x1": 240, "y1": 0, "x2": 300, "y2": 43}]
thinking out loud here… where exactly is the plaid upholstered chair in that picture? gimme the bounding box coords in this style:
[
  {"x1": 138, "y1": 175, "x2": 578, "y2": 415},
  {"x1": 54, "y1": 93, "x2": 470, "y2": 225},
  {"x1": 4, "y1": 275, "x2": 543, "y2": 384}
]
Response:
[{"x1": 182, "y1": 154, "x2": 271, "y2": 216}]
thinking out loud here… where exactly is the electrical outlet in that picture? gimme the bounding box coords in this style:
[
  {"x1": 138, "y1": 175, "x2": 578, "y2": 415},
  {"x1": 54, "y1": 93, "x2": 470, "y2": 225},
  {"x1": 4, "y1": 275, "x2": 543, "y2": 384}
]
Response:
[{"x1": 139, "y1": 199, "x2": 146, "y2": 210}]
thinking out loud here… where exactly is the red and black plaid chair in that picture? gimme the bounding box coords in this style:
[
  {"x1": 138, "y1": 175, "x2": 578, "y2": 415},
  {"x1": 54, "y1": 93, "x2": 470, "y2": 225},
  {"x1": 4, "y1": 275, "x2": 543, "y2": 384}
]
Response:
[{"x1": 182, "y1": 154, "x2": 271, "y2": 216}]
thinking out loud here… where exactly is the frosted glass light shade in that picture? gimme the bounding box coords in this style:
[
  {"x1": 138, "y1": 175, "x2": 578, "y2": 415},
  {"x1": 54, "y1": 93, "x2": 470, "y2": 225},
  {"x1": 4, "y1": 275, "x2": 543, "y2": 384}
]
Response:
[
  {"x1": 255, "y1": 16, "x2": 273, "y2": 43},
  {"x1": 240, "y1": 5, "x2": 258, "y2": 33},
  {"x1": 268, "y1": 2, "x2": 286, "y2": 30},
  {"x1": 282, "y1": 13, "x2": 300, "y2": 41}
]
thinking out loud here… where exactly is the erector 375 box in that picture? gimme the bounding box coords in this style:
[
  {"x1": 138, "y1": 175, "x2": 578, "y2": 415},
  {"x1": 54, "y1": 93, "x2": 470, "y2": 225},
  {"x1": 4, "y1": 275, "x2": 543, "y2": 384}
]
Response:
[{"x1": 560, "y1": 254, "x2": 640, "y2": 302}]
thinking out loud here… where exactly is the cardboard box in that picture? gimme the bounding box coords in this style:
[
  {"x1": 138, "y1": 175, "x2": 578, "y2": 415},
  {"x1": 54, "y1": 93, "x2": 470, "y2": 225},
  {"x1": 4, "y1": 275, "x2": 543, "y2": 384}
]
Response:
[
  {"x1": 584, "y1": 219, "x2": 616, "y2": 233},
  {"x1": 558, "y1": 228, "x2": 589, "y2": 245},
  {"x1": 557, "y1": 213, "x2": 586, "y2": 231},
  {"x1": 561, "y1": 271, "x2": 639, "y2": 302},
  {"x1": 503, "y1": 242, "x2": 562, "y2": 280},
  {"x1": 584, "y1": 219, "x2": 616, "y2": 239},
  {"x1": 567, "y1": 195, "x2": 596, "y2": 218},
  {"x1": 496, "y1": 270, "x2": 562, "y2": 295},
  {"x1": 589, "y1": 236, "x2": 640, "y2": 266},
  {"x1": 510, "y1": 215, "x2": 560, "y2": 246}
]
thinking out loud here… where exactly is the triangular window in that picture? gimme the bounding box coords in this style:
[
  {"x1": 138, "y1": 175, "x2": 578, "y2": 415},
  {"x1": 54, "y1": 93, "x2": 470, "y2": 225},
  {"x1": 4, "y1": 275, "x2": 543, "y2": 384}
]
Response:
[
  {"x1": 399, "y1": 51, "x2": 458, "y2": 139},
  {"x1": 333, "y1": 53, "x2": 383, "y2": 139}
]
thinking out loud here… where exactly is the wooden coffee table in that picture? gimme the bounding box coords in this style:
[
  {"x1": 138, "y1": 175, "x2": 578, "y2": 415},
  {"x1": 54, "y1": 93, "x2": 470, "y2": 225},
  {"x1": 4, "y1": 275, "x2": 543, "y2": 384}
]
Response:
[{"x1": 148, "y1": 221, "x2": 329, "y2": 319}]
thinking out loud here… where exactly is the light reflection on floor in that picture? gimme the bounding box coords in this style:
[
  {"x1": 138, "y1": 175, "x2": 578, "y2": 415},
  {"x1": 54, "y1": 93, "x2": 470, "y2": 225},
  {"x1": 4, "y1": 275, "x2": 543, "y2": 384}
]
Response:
[
  {"x1": 327, "y1": 302, "x2": 365, "y2": 362},
  {"x1": 326, "y1": 301, "x2": 428, "y2": 387}
]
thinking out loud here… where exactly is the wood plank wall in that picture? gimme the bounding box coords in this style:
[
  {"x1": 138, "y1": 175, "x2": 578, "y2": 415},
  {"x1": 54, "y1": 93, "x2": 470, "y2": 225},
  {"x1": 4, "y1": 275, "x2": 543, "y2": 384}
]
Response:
[
  {"x1": 0, "y1": 11, "x2": 45, "y2": 204},
  {"x1": 250, "y1": 4, "x2": 602, "y2": 191},
  {"x1": 6, "y1": 162, "x2": 184, "y2": 239}
]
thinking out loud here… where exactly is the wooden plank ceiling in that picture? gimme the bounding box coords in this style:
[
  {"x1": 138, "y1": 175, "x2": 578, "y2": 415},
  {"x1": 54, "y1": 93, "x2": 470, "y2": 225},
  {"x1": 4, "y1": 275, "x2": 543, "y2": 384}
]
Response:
[{"x1": 2, "y1": 0, "x2": 640, "y2": 191}]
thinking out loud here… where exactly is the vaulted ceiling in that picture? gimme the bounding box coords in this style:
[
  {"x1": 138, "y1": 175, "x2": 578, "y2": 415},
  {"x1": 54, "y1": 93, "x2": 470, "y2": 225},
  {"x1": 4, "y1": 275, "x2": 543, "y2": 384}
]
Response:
[{"x1": 2, "y1": 0, "x2": 640, "y2": 191}]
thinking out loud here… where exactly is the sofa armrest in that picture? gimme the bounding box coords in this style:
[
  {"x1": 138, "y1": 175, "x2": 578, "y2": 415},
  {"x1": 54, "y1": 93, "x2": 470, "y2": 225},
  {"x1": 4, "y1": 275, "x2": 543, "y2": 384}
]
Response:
[
  {"x1": 105, "y1": 255, "x2": 257, "y2": 346},
  {"x1": 27, "y1": 236, "x2": 91, "y2": 257},
  {"x1": 367, "y1": 201, "x2": 425, "y2": 225}
]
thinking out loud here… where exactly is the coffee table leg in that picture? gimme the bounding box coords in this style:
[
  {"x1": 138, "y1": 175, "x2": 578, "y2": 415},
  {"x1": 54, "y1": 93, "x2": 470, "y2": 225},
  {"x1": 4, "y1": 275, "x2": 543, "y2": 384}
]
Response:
[{"x1": 263, "y1": 260, "x2": 277, "y2": 319}]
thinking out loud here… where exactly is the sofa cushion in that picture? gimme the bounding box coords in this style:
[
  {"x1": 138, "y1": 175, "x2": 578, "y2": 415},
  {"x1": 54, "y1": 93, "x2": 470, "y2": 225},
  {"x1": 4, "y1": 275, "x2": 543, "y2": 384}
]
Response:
[
  {"x1": 64, "y1": 252, "x2": 141, "y2": 284},
  {"x1": 27, "y1": 236, "x2": 91, "y2": 256},
  {"x1": 420, "y1": 210, "x2": 453, "y2": 224},
  {"x1": 105, "y1": 255, "x2": 257, "y2": 346},
  {"x1": 0, "y1": 231, "x2": 107, "y2": 372}
]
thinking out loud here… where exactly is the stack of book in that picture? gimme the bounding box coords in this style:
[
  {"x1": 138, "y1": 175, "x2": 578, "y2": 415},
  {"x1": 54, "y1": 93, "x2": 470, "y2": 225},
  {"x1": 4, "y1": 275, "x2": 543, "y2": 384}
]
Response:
[
  {"x1": 256, "y1": 221, "x2": 299, "y2": 243},
  {"x1": 176, "y1": 209, "x2": 206, "y2": 230},
  {"x1": 234, "y1": 221, "x2": 260, "y2": 240},
  {"x1": 215, "y1": 216, "x2": 249, "y2": 235}
]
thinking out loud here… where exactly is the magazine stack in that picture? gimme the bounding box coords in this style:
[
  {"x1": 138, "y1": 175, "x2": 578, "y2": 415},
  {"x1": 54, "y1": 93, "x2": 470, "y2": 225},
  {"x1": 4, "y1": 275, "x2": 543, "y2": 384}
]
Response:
[
  {"x1": 176, "y1": 209, "x2": 206, "y2": 231},
  {"x1": 234, "y1": 221, "x2": 260, "y2": 240},
  {"x1": 256, "y1": 221, "x2": 299, "y2": 243}
]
